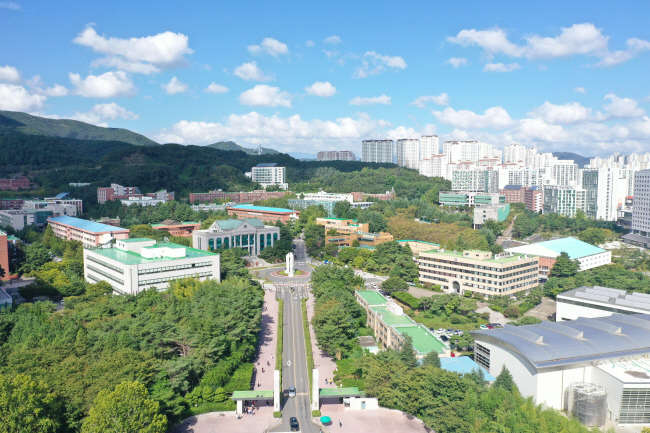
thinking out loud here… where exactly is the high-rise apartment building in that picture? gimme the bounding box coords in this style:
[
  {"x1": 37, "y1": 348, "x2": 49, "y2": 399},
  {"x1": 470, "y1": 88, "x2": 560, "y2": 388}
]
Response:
[
  {"x1": 362, "y1": 140, "x2": 394, "y2": 163},
  {"x1": 443, "y1": 140, "x2": 502, "y2": 164},
  {"x1": 317, "y1": 151, "x2": 356, "y2": 161},
  {"x1": 623, "y1": 170, "x2": 650, "y2": 248},
  {"x1": 451, "y1": 169, "x2": 499, "y2": 193},
  {"x1": 251, "y1": 163, "x2": 288, "y2": 189},
  {"x1": 418, "y1": 154, "x2": 447, "y2": 178},
  {"x1": 543, "y1": 185, "x2": 586, "y2": 217},
  {"x1": 395, "y1": 139, "x2": 420, "y2": 169},
  {"x1": 582, "y1": 168, "x2": 629, "y2": 221},
  {"x1": 550, "y1": 161, "x2": 579, "y2": 186},
  {"x1": 420, "y1": 135, "x2": 440, "y2": 159}
]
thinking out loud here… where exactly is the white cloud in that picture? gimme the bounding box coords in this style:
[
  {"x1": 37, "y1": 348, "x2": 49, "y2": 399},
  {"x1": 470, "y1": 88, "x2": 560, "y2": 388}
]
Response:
[
  {"x1": 306, "y1": 40, "x2": 315, "y2": 47},
  {"x1": 0, "y1": 65, "x2": 20, "y2": 83},
  {"x1": 0, "y1": 84, "x2": 46, "y2": 111},
  {"x1": 323, "y1": 50, "x2": 338, "y2": 59},
  {"x1": 349, "y1": 95, "x2": 391, "y2": 106},
  {"x1": 239, "y1": 85, "x2": 291, "y2": 107},
  {"x1": 324, "y1": 35, "x2": 342, "y2": 44},
  {"x1": 433, "y1": 106, "x2": 516, "y2": 129},
  {"x1": 385, "y1": 126, "x2": 420, "y2": 140},
  {"x1": 448, "y1": 23, "x2": 650, "y2": 67},
  {"x1": 73, "y1": 25, "x2": 192, "y2": 74},
  {"x1": 411, "y1": 93, "x2": 449, "y2": 108},
  {"x1": 574, "y1": 87, "x2": 586, "y2": 94},
  {"x1": 529, "y1": 101, "x2": 592, "y2": 124},
  {"x1": 204, "y1": 82, "x2": 228, "y2": 94},
  {"x1": 0, "y1": 2, "x2": 20, "y2": 10},
  {"x1": 154, "y1": 111, "x2": 390, "y2": 149},
  {"x1": 69, "y1": 71, "x2": 135, "y2": 98},
  {"x1": 603, "y1": 94, "x2": 644, "y2": 118},
  {"x1": 445, "y1": 57, "x2": 468, "y2": 68},
  {"x1": 162, "y1": 76, "x2": 188, "y2": 95},
  {"x1": 70, "y1": 102, "x2": 138, "y2": 126},
  {"x1": 233, "y1": 61, "x2": 272, "y2": 81},
  {"x1": 26, "y1": 75, "x2": 68, "y2": 97},
  {"x1": 248, "y1": 38, "x2": 289, "y2": 57},
  {"x1": 354, "y1": 51, "x2": 407, "y2": 78},
  {"x1": 483, "y1": 62, "x2": 521, "y2": 72},
  {"x1": 304, "y1": 81, "x2": 336, "y2": 97}
]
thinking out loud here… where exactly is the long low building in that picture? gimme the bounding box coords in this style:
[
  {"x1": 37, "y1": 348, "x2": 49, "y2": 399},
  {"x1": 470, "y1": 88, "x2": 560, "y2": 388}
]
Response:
[
  {"x1": 84, "y1": 238, "x2": 220, "y2": 295},
  {"x1": 506, "y1": 237, "x2": 611, "y2": 278},
  {"x1": 356, "y1": 290, "x2": 448, "y2": 359},
  {"x1": 419, "y1": 249, "x2": 539, "y2": 297},
  {"x1": 471, "y1": 314, "x2": 650, "y2": 426},
  {"x1": 48, "y1": 215, "x2": 130, "y2": 247},
  {"x1": 227, "y1": 205, "x2": 299, "y2": 223},
  {"x1": 192, "y1": 218, "x2": 280, "y2": 255},
  {"x1": 557, "y1": 286, "x2": 650, "y2": 321}
]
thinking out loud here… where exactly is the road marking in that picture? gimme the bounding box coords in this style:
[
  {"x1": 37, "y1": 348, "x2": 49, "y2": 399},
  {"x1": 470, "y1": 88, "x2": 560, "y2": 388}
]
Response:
[{"x1": 287, "y1": 360, "x2": 291, "y2": 367}]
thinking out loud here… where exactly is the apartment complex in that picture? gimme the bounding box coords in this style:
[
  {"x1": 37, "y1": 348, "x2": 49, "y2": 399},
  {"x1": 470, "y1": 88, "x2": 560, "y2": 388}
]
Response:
[
  {"x1": 396, "y1": 139, "x2": 421, "y2": 169},
  {"x1": 84, "y1": 238, "x2": 220, "y2": 295},
  {"x1": 419, "y1": 249, "x2": 539, "y2": 297},
  {"x1": 251, "y1": 163, "x2": 288, "y2": 189},
  {"x1": 0, "y1": 176, "x2": 30, "y2": 190},
  {"x1": 500, "y1": 185, "x2": 543, "y2": 212},
  {"x1": 193, "y1": 218, "x2": 280, "y2": 255},
  {"x1": 189, "y1": 189, "x2": 288, "y2": 204},
  {"x1": 623, "y1": 169, "x2": 650, "y2": 248},
  {"x1": 317, "y1": 151, "x2": 355, "y2": 161},
  {"x1": 543, "y1": 185, "x2": 586, "y2": 217},
  {"x1": 226, "y1": 204, "x2": 299, "y2": 223},
  {"x1": 48, "y1": 215, "x2": 130, "y2": 248},
  {"x1": 361, "y1": 140, "x2": 393, "y2": 163}
]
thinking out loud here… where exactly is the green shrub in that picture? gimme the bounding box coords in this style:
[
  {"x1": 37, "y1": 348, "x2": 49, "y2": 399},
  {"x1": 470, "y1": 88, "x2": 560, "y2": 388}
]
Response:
[
  {"x1": 391, "y1": 291, "x2": 421, "y2": 309},
  {"x1": 223, "y1": 363, "x2": 254, "y2": 393},
  {"x1": 273, "y1": 411, "x2": 282, "y2": 418},
  {"x1": 312, "y1": 410, "x2": 321, "y2": 417}
]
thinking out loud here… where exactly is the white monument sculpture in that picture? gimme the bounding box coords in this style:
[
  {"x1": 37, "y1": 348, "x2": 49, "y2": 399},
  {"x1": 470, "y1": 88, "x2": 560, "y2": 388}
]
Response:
[{"x1": 286, "y1": 252, "x2": 295, "y2": 277}]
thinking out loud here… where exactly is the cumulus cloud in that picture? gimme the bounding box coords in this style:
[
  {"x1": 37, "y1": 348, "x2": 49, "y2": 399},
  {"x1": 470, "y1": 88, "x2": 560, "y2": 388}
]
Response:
[
  {"x1": 162, "y1": 76, "x2": 189, "y2": 95},
  {"x1": 239, "y1": 85, "x2": 291, "y2": 107},
  {"x1": 73, "y1": 25, "x2": 193, "y2": 74},
  {"x1": 248, "y1": 38, "x2": 289, "y2": 57},
  {"x1": 154, "y1": 112, "x2": 390, "y2": 149},
  {"x1": 574, "y1": 87, "x2": 586, "y2": 94},
  {"x1": 354, "y1": 51, "x2": 407, "y2": 78},
  {"x1": 26, "y1": 75, "x2": 68, "y2": 97},
  {"x1": 324, "y1": 35, "x2": 342, "y2": 44},
  {"x1": 445, "y1": 57, "x2": 468, "y2": 68},
  {"x1": 304, "y1": 81, "x2": 336, "y2": 97},
  {"x1": 529, "y1": 101, "x2": 592, "y2": 124},
  {"x1": 233, "y1": 61, "x2": 272, "y2": 81},
  {"x1": 603, "y1": 94, "x2": 644, "y2": 118},
  {"x1": 0, "y1": 65, "x2": 20, "y2": 83},
  {"x1": 411, "y1": 93, "x2": 449, "y2": 108},
  {"x1": 204, "y1": 82, "x2": 228, "y2": 94},
  {"x1": 448, "y1": 23, "x2": 650, "y2": 67},
  {"x1": 483, "y1": 62, "x2": 520, "y2": 72},
  {"x1": 70, "y1": 102, "x2": 138, "y2": 126},
  {"x1": 0, "y1": 2, "x2": 20, "y2": 10},
  {"x1": 433, "y1": 106, "x2": 516, "y2": 129},
  {"x1": 69, "y1": 71, "x2": 135, "y2": 98},
  {"x1": 0, "y1": 84, "x2": 46, "y2": 111},
  {"x1": 349, "y1": 95, "x2": 391, "y2": 106}
]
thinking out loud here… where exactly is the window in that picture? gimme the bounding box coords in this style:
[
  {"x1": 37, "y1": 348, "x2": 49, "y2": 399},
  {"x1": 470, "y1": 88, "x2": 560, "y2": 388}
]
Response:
[
  {"x1": 475, "y1": 343, "x2": 490, "y2": 371},
  {"x1": 621, "y1": 388, "x2": 650, "y2": 424}
]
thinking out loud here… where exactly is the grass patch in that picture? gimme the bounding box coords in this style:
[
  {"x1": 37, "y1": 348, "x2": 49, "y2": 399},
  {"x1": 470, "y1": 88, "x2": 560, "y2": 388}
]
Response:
[{"x1": 301, "y1": 298, "x2": 314, "y2": 400}]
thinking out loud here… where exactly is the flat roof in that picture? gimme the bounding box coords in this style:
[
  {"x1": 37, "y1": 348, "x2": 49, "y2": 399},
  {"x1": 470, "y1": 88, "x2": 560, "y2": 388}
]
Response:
[
  {"x1": 506, "y1": 237, "x2": 606, "y2": 259},
  {"x1": 397, "y1": 239, "x2": 440, "y2": 246},
  {"x1": 319, "y1": 387, "x2": 360, "y2": 397},
  {"x1": 420, "y1": 249, "x2": 529, "y2": 263},
  {"x1": 597, "y1": 358, "x2": 650, "y2": 384},
  {"x1": 440, "y1": 356, "x2": 496, "y2": 381},
  {"x1": 398, "y1": 325, "x2": 446, "y2": 354},
  {"x1": 48, "y1": 215, "x2": 128, "y2": 233},
  {"x1": 120, "y1": 238, "x2": 152, "y2": 243},
  {"x1": 231, "y1": 390, "x2": 274, "y2": 400},
  {"x1": 228, "y1": 205, "x2": 296, "y2": 213},
  {"x1": 89, "y1": 241, "x2": 217, "y2": 266},
  {"x1": 472, "y1": 314, "x2": 650, "y2": 369},
  {"x1": 357, "y1": 290, "x2": 388, "y2": 306},
  {"x1": 370, "y1": 306, "x2": 415, "y2": 326}
]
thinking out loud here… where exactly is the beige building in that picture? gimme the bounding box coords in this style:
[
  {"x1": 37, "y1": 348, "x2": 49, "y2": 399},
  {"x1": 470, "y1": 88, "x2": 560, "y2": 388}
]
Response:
[
  {"x1": 315, "y1": 217, "x2": 369, "y2": 234},
  {"x1": 419, "y1": 249, "x2": 539, "y2": 297}
]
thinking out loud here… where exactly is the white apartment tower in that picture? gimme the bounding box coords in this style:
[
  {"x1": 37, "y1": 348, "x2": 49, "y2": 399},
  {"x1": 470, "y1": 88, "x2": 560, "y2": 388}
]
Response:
[
  {"x1": 420, "y1": 135, "x2": 440, "y2": 159},
  {"x1": 362, "y1": 140, "x2": 394, "y2": 163},
  {"x1": 626, "y1": 170, "x2": 650, "y2": 247},
  {"x1": 443, "y1": 140, "x2": 502, "y2": 164},
  {"x1": 396, "y1": 139, "x2": 421, "y2": 169},
  {"x1": 419, "y1": 154, "x2": 448, "y2": 179}
]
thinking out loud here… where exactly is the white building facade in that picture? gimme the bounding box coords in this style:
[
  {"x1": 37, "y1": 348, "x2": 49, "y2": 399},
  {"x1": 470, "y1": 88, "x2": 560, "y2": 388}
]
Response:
[
  {"x1": 361, "y1": 140, "x2": 393, "y2": 163},
  {"x1": 251, "y1": 163, "x2": 288, "y2": 189}
]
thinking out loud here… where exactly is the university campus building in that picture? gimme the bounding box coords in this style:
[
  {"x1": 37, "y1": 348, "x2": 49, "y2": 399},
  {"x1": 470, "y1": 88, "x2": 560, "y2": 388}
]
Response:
[
  {"x1": 48, "y1": 215, "x2": 130, "y2": 248},
  {"x1": 226, "y1": 205, "x2": 299, "y2": 223},
  {"x1": 192, "y1": 218, "x2": 280, "y2": 256}
]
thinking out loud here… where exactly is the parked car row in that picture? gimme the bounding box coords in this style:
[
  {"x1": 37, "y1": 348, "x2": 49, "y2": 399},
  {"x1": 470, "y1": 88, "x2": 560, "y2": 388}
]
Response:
[{"x1": 479, "y1": 323, "x2": 504, "y2": 330}]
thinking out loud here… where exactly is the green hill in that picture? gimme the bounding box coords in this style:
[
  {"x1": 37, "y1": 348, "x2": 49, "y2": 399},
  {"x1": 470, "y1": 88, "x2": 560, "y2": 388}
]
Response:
[
  {"x1": 552, "y1": 152, "x2": 591, "y2": 168},
  {"x1": 0, "y1": 110, "x2": 158, "y2": 146},
  {"x1": 207, "y1": 141, "x2": 280, "y2": 155}
]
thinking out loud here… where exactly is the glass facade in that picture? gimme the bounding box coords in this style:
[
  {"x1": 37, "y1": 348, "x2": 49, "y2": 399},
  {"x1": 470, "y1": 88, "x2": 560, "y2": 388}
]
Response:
[{"x1": 620, "y1": 388, "x2": 650, "y2": 424}]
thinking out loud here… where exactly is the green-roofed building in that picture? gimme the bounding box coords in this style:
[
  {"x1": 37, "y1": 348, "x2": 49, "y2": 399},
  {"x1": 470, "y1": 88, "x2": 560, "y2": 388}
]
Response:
[
  {"x1": 84, "y1": 238, "x2": 220, "y2": 296},
  {"x1": 192, "y1": 218, "x2": 280, "y2": 256},
  {"x1": 355, "y1": 290, "x2": 448, "y2": 358}
]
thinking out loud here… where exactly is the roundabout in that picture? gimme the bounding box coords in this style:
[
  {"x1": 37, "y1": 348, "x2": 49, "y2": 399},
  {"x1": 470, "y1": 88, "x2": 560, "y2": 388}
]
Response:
[{"x1": 272, "y1": 269, "x2": 310, "y2": 278}]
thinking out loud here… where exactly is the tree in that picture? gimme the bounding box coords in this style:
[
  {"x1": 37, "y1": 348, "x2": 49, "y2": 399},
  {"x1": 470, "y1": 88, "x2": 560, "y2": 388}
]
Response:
[
  {"x1": 0, "y1": 373, "x2": 60, "y2": 433},
  {"x1": 578, "y1": 228, "x2": 607, "y2": 246},
  {"x1": 550, "y1": 251, "x2": 579, "y2": 278},
  {"x1": 421, "y1": 350, "x2": 441, "y2": 368},
  {"x1": 20, "y1": 243, "x2": 51, "y2": 274},
  {"x1": 503, "y1": 305, "x2": 521, "y2": 318},
  {"x1": 351, "y1": 239, "x2": 360, "y2": 247},
  {"x1": 0, "y1": 265, "x2": 5, "y2": 283},
  {"x1": 493, "y1": 366, "x2": 517, "y2": 393},
  {"x1": 381, "y1": 276, "x2": 408, "y2": 294},
  {"x1": 81, "y1": 381, "x2": 167, "y2": 433},
  {"x1": 333, "y1": 201, "x2": 354, "y2": 219},
  {"x1": 399, "y1": 336, "x2": 418, "y2": 369},
  {"x1": 324, "y1": 242, "x2": 339, "y2": 257}
]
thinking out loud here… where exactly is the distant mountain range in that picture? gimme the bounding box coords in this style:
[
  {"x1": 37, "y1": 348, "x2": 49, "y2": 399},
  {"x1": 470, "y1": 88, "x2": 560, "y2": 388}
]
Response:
[
  {"x1": 0, "y1": 110, "x2": 157, "y2": 146},
  {"x1": 206, "y1": 141, "x2": 280, "y2": 155},
  {"x1": 552, "y1": 152, "x2": 591, "y2": 168}
]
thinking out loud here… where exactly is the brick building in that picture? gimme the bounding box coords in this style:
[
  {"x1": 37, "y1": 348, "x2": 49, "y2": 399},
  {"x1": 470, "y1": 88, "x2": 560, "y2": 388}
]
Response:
[
  {"x1": 0, "y1": 176, "x2": 30, "y2": 190},
  {"x1": 226, "y1": 205, "x2": 299, "y2": 223},
  {"x1": 189, "y1": 190, "x2": 288, "y2": 204},
  {"x1": 499, "y1": 185, "x2": 543, "y2": 213}
]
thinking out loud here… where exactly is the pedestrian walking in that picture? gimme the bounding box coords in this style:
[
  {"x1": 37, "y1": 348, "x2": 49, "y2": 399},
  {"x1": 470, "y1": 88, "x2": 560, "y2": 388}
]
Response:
[{"x1": 339, "y1": 420, "x2": 342, "y2": 428}]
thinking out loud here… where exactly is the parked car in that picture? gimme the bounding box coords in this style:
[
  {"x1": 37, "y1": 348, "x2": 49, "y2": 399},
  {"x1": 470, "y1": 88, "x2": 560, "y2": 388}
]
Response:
[
  {"x1": 289, "y1": 386, "x2": 296, "y2": 397},
  {"x1": 290, "y1": 417, "x2": 299, "y2": 431},
  {"x1": 487, "y1": 325, "x2": 494, "y2": 329},
  {"x1": 440, "y1": 335, "x2": 449, "y2": 342},
  {"x1": 446, "y1": 328, "x2": 454, "y2": 334},
  {"x1": 406, "y1": 282, "x2": 415, "y2": 286},
  {"x1": 437, "y1": 328, "x2": 445, "y2": 334},
  {"x1": 479, "y1": 325, "x2": 488, "y2": 330}
]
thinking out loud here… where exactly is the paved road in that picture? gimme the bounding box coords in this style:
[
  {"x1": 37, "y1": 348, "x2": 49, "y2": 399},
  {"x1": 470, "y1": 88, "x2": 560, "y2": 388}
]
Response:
[{"x1": 270, "y1": 287, "x2": 318, "y2": 433}]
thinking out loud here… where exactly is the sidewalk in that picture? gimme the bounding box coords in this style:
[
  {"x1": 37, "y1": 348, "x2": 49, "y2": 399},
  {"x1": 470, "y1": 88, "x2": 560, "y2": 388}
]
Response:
[
  {"x1": 305, "y1": 291, "x2": 338, "y2": 388},
  {"x1": 252, "y1": 285, "x2": 280, "y2": 391}
]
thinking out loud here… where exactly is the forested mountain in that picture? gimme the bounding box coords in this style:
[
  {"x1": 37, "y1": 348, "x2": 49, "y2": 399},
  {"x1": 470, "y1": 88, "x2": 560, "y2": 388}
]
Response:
[
  {"x1": 206, "y1": 141, "x2": 279, "y2": 155},
  {"x1": 0, "y1": 110, "x2": 158, "y2": 146}
]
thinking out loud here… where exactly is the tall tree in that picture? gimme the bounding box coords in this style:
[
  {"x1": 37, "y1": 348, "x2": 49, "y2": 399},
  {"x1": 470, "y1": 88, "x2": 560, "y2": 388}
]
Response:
[
  {"x1": 421, "y1": 350, "x2": 441, "y2": 368},
  {"x1": 550, "y1": 251, "x2": 579, "y2": 278},
  {"x1": 399, "y1": 336, "x2": 418, "y2": 369},
  {"x1": 493, "y1": 366, "x2": 517, "y2": 393},
  {"x1": 0, "y1": 373, "x2": 60, "y2": 433},
  {"x1": 20, "y1": 243, "x2": 51, "y2": 274},
  {"x1": 81, "y1": 381, "x2": 167, "y2": 433}
]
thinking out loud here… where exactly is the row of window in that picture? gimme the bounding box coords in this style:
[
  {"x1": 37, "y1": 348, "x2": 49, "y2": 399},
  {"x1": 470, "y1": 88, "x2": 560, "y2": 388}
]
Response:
[
  {"x1": 420, "y1": 257, "x2": 536, "y2": 273},
  {"x1": 139, "y1": 271, "x2": 213, "y2": 286},
  {"x1": 86, "y1": 255, "x2": 124, "y2": 274},
  {"x1": 557, "y1": 297, "x2": 639, "y2": 315},
  {"x1": 138, "y1": 261, "x2": 212, "y2": 275},
  {"x1": 475, "y1": 343, "x2": 490, "y2": 370},
  {"x1": 420, "y1": 262, "x2": 537, "y2": 281},
  {"x1": 87, "y1": 265, "x2": 124, "y2": 285},
  {"x1": 620, "y1": 388, "x2": 650, "y2": 424}
]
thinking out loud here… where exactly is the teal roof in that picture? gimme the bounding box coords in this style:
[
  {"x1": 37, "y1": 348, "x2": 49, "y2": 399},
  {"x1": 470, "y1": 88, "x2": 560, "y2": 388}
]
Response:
[
  {"x1": 398, "y1": 325, "x2": 446, "y2": 354},
  {"x1": 357, "y1": 290, "x2": 388, "y2": 306},
  {"x1": 214, "y1": 218, "x2": 266, "y2": 230},
  {"x1": 49, "y1": 215, "x2": 128, "y2": 233},
  {"x1": 398, "y1": 240, "x2": 440, "y2": 246},
  {"x1": 370, "y1": 306, "x2": 414, "y2": 326},
  {"x1": 440, "y1": 356, "x2": 496, "y2": 381},
  {"x1": 536, "y1": 237, "x2": 606, "y2": 259},
  {"x1": 122, "y1": 238, "x2": 152, "y2": 243},
  {"x1": 90, "y1": 241, "x2": 217, "y2": 265},
  {"x1": 229, "y1": 204, "x2": 295, "y2": 213}
]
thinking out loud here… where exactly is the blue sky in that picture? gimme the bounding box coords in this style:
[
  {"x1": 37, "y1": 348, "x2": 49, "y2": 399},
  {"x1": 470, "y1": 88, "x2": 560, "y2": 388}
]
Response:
[{"x1": 1, "y1": 1, "x2": 650, "y2": 156}]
